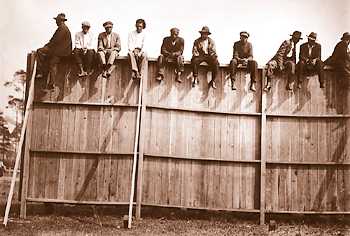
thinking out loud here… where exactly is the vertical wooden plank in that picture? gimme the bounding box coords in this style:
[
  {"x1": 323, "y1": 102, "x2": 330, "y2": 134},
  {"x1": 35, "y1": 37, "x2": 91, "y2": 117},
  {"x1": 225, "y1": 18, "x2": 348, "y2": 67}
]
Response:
[
  {"x1": 260, "y1": 69, "x2": 267, "y2": 224},
  {"x1": 136, "y1": 59, "x2": 148, "y2": 218}
]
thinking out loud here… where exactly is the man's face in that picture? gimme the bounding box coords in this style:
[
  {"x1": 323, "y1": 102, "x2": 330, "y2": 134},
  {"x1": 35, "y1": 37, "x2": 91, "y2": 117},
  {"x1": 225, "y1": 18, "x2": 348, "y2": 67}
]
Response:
[
  {"x1": 55, "y1": 19, "x2": 61, "y2": 26},
  {"x1": 201, "y1": 33, "x2": 209, "y2": 40},
  {"x1": 171, "y1": 30, "x2": 179, "y2": 39},
  {"x1": 240, "y1": 35, "x2": 248, "y2": 43},
  {"x1": 292, "y1": 36, "x2": 301, "y2": 44},
  {"x1": 105, "y1": 26, "x2": 112, "y2": 34},
  {"x1": 82, "y1": 26, "x2": 90, "y2": 34},
  {"x1": 136, "y1": 22, "x2": 143, "y2": 33},
  {"x1": 308, "y1": 38, "x2": 315, "y2": 45}
]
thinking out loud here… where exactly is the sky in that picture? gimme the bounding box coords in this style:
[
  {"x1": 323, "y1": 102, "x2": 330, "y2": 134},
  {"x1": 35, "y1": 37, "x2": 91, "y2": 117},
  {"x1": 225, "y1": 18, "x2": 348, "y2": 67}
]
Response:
[{"x1": 0, "y1": 0, "x2": 349, "y2": 110}]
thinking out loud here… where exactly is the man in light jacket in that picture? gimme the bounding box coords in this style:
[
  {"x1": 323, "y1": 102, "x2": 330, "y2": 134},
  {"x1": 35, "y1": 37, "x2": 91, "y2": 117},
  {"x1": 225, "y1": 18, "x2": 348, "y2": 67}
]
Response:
[{"x1": 97, "y1": 21, "x2": 121, "y2": 78}]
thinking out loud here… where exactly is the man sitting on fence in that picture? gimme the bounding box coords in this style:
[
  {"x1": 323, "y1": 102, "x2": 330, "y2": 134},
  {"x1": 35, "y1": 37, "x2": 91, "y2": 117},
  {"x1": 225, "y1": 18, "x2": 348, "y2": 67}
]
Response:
[
  {"x1": 128, "y1": 19, "x2": 147, "y2": 80},
  {"x1": 297, "y1": 32, "x2": 325, "y2": 89},
  {"x1": 229, "y1": 31, "x2": 258, "y2": 92},
  {"x1": 74, "y1": 21, "x2": 95, "y2": 77},
  {"x1": 156, "y1": 27, "x2": 185, "y2": 83},
  {"x1": 325, "y1": 32, "x2": 350, "y2": 88},
  {"x1": 36, "y1": 13, "x2": 72, "y2": 89},
  {"x1": 191, "y1": 26, "x2": 219, "y2": 89},
  {"x1": 264, "y1": 31, "x2": 302, "y2": 92},
  {"x1": 97, "y1": 21, "x2": 121, "y2": 78}
]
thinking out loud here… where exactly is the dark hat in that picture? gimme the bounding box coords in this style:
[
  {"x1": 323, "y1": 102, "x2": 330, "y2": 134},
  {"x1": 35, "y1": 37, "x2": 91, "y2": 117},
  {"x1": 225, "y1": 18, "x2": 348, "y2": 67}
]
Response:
[
  {"x1": 341, "y1": 32, "x2": 350, "y2": 40},
  {"x1": 53, "y1": 13, "x2": 67, "y2": 21},
  {"x1": 199, "y1": 26, "x2": 211, "y2": 35},
  {"x1": 307, "y1": 32, "x2": 317, "y2": 41},
  {"x1": 103, "y1": 21, "x2": 113, "y2": 28},
  {"x1": 240, "y1": 31, "x2": 249, "y2": 38},
  {"x1": 290, "y1": 31, "x2": 302, "y2": 39},
  {"x1": 170, "y1": 27, "x2": 179, "y2": 33},
  {"x1": 81, "y1": 21, "x2": 91, "y2": 27}
]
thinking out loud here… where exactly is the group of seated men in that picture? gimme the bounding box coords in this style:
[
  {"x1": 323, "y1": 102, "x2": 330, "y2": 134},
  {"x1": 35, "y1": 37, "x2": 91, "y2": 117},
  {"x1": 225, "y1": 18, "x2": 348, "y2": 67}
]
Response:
[{"x1": 36, "y1": 13, "x2": 350, "y2": 92}]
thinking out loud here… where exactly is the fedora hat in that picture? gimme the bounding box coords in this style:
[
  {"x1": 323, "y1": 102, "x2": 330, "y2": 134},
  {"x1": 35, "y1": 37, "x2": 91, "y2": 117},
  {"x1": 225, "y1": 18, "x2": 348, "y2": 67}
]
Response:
[
  {"x1": 53, "y1": 13, "x2": 67, "y2": 21},
  {"x1": 307, "y1": 32, "x2": 317, "y2": 41},
  {"x1": 290, "y1": 31, "x2": 302, "y2": 39},
  {"x1": 240, "y1": 31, "x2": 250, "y2": 38},
  {"x1": 341, "y1": 32, "x2": 350, "y2": 40},
  {"x1": 199, "y1": 26, "x2": 211, "y2": 35},
  {"x1": 103, "y1": 21, "x2": 113, "y2": 28}
]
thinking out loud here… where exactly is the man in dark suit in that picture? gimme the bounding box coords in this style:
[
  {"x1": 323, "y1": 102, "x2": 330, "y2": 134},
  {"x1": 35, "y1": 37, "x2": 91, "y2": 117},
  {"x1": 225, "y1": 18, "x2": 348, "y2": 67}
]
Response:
[
  {"x1": 36, "y1": 13, "x2": 72, "y2": 88},
  {"x1": 229, "y1": 31, "x2": 258, "y2": 92},
  {"x1": 297, "y1": 32, "x2": 324, "y2": 88},
  {"x1": 191, "y1": 26, "x2": 219, "y2": 89},
  {"x1": 264, "y1": 31, "x2": 302, "y2": 92},
  {"x1": 325, "y1": 32, "x2": 350, "y2": 87},
  {"x1": 97, "y1": 21, "x2": 121, "y2": 78},
  {"x1": 156, "y1": 28, "x2": 184, "y2": 83}
]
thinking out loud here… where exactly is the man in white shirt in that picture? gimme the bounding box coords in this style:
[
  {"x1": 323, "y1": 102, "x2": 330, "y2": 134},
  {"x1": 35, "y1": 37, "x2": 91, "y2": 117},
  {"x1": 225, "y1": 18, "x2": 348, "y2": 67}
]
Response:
[
  {"x1": 264, "y1": 31, "x2": 302, "y2": 91},
  {"x1": 128, "y1": 19, "x2": 147, "y2": 79},
  {"x1": 97, "y1": 21, "x2": 121, "y2": 78},
  {"x1": 73, "y1": 21, "x2": 95, "y2": 77}
]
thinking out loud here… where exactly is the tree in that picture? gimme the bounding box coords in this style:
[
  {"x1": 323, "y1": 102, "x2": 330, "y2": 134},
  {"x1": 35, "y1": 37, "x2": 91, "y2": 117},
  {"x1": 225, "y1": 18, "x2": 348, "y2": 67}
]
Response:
[{"x1": 0, "y1": 112, "x2": 12, "y2": 162}]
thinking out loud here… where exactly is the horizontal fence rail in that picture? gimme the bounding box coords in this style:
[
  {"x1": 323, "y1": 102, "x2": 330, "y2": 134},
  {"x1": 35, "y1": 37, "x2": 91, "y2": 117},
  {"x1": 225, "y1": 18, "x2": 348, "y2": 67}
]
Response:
[{"x1": 20, "y1": 53, "x2": 350, "y2": 224}]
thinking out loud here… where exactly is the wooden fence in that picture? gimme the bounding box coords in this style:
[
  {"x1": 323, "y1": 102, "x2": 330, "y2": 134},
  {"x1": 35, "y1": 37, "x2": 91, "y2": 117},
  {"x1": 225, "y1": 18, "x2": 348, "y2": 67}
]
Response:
[{"x1": 20, "y1": 53, "x2": 350, "y2": 224}]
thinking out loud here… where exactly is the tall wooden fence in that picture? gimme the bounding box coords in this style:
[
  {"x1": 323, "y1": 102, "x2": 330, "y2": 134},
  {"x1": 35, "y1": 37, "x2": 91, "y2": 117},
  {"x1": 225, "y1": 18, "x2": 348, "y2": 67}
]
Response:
[{"x1": 20, "y1": 53, "x2": 350, "y2": 224}]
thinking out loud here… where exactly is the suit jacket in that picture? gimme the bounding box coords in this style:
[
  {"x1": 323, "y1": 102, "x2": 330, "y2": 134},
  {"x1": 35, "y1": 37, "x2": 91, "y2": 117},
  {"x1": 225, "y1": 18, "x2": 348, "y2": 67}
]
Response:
[
  {"x1": 325, "y1": 40, "x2": 350, "y2": 76},
  {"x1": 161, "y1": 36, "x2": 184, "y2": 57},
  {"x1": 45, "y1": 23, "x2": 72, "y2": 57},
  {"x1": 233, "y1": 41, "x2": 253, "y2": 60},
  {"x1": 97, "y1": 32, "x2": 121, "y2": 52},
  {"x1": 299, "y1": 42, "x2": 321, "y2": 62},
  {"x1": 192, "y1": 37, "x2": 217, "y2": 57},
  {"x1": 271, "y1": 39, "x2": 296, "y2": 68}
]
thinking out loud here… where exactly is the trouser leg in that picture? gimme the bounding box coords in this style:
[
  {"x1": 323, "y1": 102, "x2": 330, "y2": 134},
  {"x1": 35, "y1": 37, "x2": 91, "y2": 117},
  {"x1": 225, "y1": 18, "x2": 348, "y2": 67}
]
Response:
[
  {"x1": 205, "y1": 55, "x2": 219, "y2": 82},
  {"x1": 85, "y1": 49, "x2": 95, "y2": 72},
  {"x1": 247, "y1": 59, "x2": 258, "y2": 83},
  {"x1": 128, "y1": 51, "x2": 139, "y2": 72},
  {"x1": 315, "y1": 59, "x2": 325, "y2": 87},
  {"x1": 230, "y1": 59, "x2": 238, "y2": 80},
  {"x1": 36, "y1": 46, "x2": 51, "y2": 77},
  {"x1": 285, "y1": 60, "x2": 296, "y2": 85},
  {"x1": 157, "y1": 54, "x2": 166, "y2": 76},
  {"x1": 175, "y1": 55, "x2": 184, "y2": 73}
]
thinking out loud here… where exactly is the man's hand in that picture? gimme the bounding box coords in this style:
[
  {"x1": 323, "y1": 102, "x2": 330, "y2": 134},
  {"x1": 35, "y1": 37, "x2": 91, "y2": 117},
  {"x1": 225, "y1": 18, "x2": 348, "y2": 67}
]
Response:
[
  {"x1": 83, "y1": 48, "x2": 87, "y2": 54},
  {"x1": 311, "y1": 59, "x2": 317, "y2": 65}
]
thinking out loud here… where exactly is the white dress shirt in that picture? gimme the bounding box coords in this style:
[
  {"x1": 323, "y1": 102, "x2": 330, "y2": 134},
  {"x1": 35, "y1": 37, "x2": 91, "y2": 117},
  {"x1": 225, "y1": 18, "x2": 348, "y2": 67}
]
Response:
[
  {"x1": 75, "y1": 31, "x2": 94, "y2": 50},
  {"x1": 128, "y1": 30, "x2": 145, "y2": 51},
  {"x1": 286, "y1": 40, "x2": 294, "y2": 58}
]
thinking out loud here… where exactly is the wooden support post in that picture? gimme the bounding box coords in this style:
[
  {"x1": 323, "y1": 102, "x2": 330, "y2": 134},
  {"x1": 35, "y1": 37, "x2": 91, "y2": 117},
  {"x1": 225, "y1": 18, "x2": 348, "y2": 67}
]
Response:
[
  {"x1": 128, "y1": 59, "x2": 148, "y2": 228},
  {"x1": 3, "y1": 59, "x2": 37, "y2": 226},
  {"x1": 20, "y1": 52, "x2": 36, "y2": 219},
  {"x1": 260, "y1": 69, "x2": 267, "y2": 225},
  {"x1": 136, "y1": 61, "x2": 148, "y2": 220}
]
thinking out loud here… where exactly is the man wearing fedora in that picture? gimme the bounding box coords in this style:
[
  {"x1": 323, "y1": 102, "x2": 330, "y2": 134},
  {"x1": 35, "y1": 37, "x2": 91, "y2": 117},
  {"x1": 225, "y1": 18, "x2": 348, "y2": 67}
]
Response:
[
  {"x1": 264, "y1": 31, "x2": 302, "y2": 92},
  {"x1": 191, "y1": 26, "x2": 219, "y2": 89},
  {"x1": 229, "y1": 31, "x2": 258, "y2": 91},
  {"x1": 97, "y1": 21, "x2": 121, "y2": 78},
  {"x1": 128, "y1": 19, "x2": 147, "y2": 80},
  {"x1": 297, "y1": 32, "x2": 324, "y2": 88},
  {"x1": 36, "y1": 13, "x2": 72, "y2": 88},
  {"x1": 74, "y1": 21, "x2": 95, "y2": 77},
  {"x1": 325, "y1": 32, "x2": 350, "y2": 87},
  {"x1": 156, "y1": 27, "x2": 185, "y2": 83}
]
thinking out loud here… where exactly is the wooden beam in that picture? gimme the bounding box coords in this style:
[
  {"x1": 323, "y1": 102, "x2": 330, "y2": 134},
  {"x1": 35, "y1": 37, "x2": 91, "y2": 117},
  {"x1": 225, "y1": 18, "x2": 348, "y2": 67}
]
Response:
[
  {"x1": 266, "y1": 161, "x2": 350, "y2": 166},
  {"x1": 26, "y1": 197, "x2": 133, "y2": 205},
  {"x1": 147, "y1": 104, "x2": 262, "y2": 117},
  {"x1": 30, "y1": 149, "x2": 135, "y2": 157},
  {"x1": 144, "y1": 152, "x2": 261, "y2": 164},
  {"x1": 34, "y1": 101, "x2": 139, "y2": 109},
  {"x1": 266, "y1": 113, "x2": 350, "y2": 118}
]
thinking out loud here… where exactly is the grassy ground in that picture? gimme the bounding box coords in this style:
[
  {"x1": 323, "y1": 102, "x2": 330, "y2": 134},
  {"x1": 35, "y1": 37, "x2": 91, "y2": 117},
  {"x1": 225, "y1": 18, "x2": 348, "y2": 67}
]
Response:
[{"x1": 0, "y1": 204, "x2": 349, "y2": 235}]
